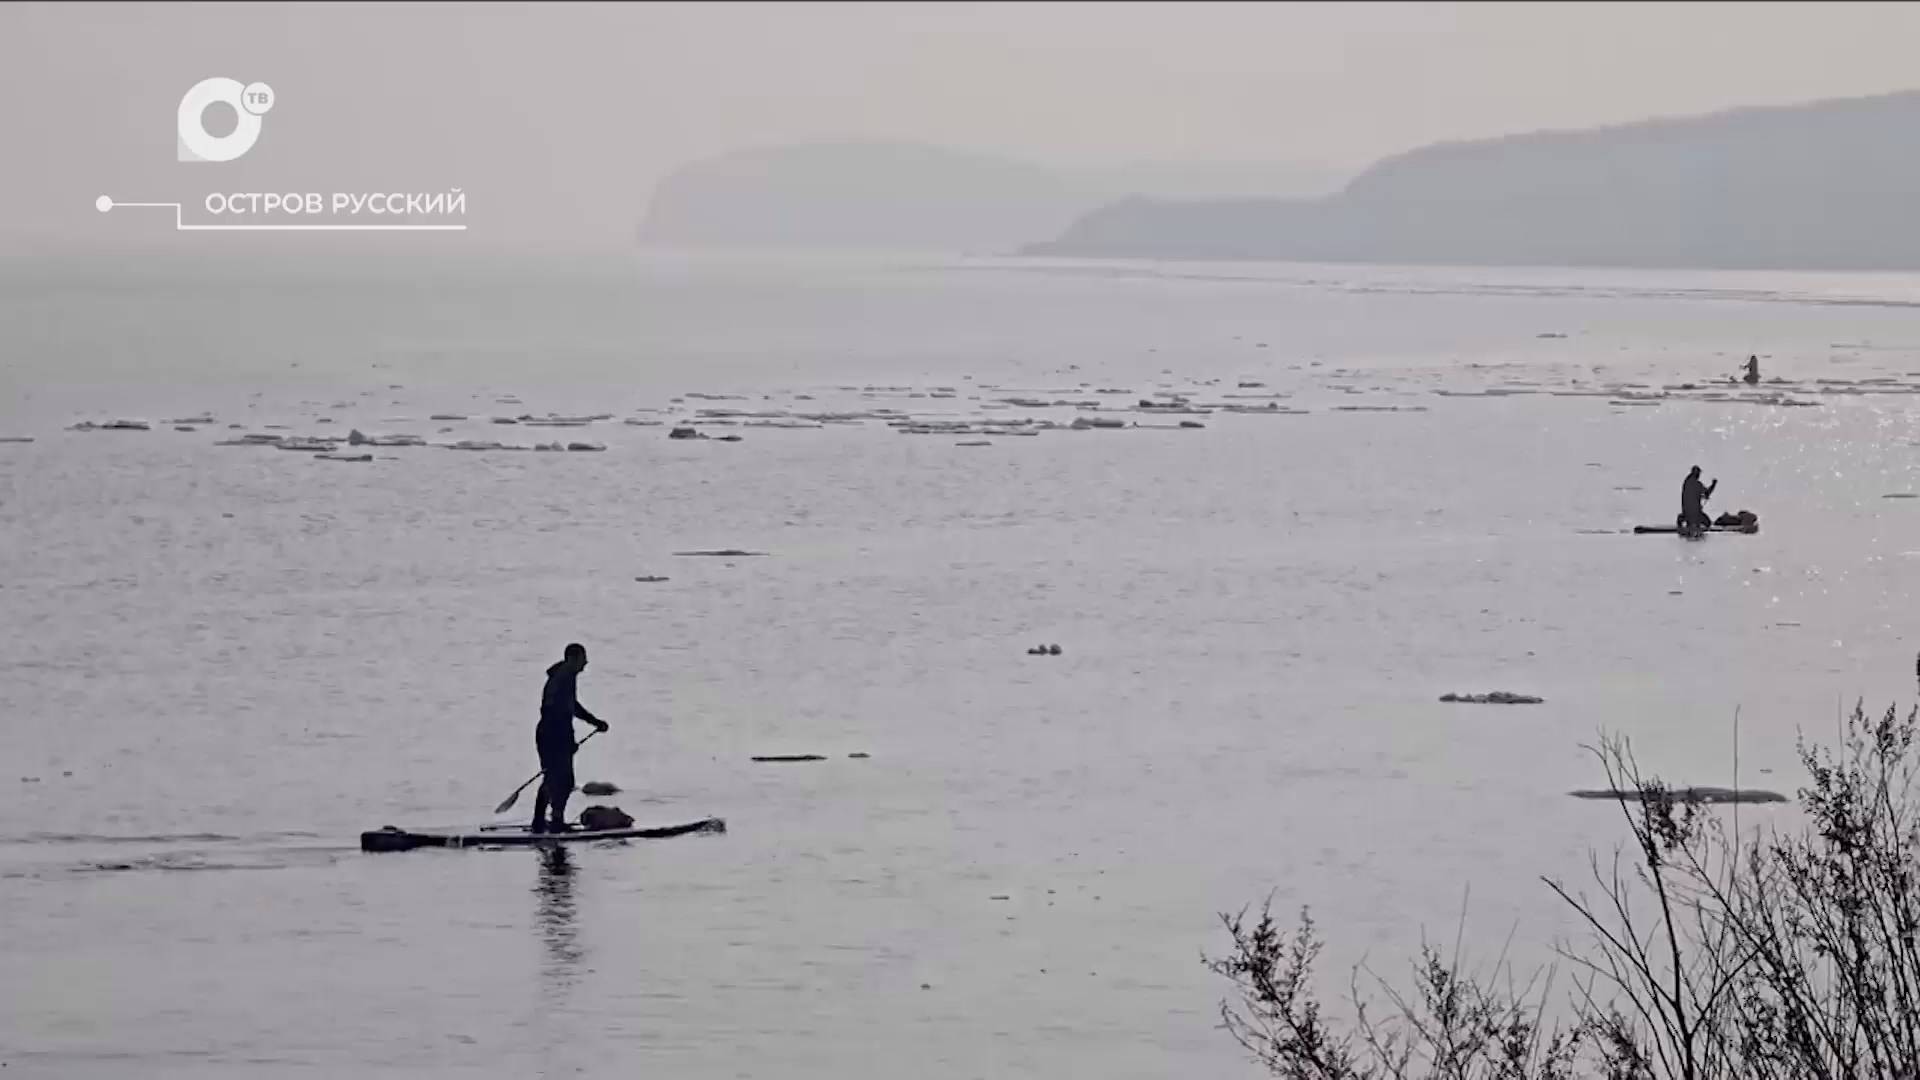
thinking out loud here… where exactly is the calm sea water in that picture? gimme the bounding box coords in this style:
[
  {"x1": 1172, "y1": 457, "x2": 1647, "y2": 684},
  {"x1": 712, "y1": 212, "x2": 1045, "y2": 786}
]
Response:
[{"x1": 5, "y1": 251, "x2": 1920, "y2": 1078}]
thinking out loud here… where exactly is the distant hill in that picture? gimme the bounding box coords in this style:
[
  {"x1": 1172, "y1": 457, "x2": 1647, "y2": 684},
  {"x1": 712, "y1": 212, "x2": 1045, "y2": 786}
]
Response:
[
  {"x1": 636, "y1": 141, "x2": 1342, "y2": 253},
  {"x1": 1027, "y1": 90, "x2": 1920, "y2": 271}
]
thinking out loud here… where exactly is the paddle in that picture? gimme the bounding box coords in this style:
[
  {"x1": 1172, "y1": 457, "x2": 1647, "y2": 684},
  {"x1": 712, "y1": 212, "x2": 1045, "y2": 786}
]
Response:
[{"x1": 493, "y1": 728, "x2": 599, "y2": 815}]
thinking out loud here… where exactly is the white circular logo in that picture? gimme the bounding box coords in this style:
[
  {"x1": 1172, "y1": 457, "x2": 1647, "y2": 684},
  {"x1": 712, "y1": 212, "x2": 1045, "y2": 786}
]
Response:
[{"x1": 177, "y1": 77, "x2": 274, "y2": 163}]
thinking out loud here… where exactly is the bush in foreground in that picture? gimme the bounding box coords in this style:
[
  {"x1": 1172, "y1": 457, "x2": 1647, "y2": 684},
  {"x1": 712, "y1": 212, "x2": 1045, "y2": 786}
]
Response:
[{"x1": 1205, "y1": 702, "x2": 1920, "y2": 1079}]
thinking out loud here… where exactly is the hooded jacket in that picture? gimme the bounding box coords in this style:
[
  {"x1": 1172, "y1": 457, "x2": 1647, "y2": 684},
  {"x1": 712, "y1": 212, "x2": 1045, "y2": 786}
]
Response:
[{"x1": 538, "y1": 661, "x2": 598, "y2": 746}]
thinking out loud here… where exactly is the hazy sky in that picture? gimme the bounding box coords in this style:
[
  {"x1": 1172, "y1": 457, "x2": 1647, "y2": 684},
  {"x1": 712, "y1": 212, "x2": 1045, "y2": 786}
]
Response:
[{"x1": 7, "y1": 1, "x2": 1920, "y2": 252}]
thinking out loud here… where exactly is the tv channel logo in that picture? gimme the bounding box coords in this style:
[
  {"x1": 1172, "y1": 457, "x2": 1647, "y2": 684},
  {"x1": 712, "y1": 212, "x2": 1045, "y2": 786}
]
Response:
[{"x1": 177, "y1": 77, "x2": 275, "y2": 163}]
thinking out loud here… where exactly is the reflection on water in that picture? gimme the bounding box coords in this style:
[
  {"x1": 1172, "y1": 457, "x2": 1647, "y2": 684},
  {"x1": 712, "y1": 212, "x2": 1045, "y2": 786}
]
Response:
[
  {"x1": 535, "y1": 846, "x2": 583, "y2": 988},
  {"x1": 14, "y1": 256, "x2": 1920, "y2": 1078}
]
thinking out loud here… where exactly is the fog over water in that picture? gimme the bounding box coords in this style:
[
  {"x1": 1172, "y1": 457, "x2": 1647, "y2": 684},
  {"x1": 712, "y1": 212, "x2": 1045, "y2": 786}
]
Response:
[{"x1": 9, "y1": 3, "x2": 1920, "y2": 1076}]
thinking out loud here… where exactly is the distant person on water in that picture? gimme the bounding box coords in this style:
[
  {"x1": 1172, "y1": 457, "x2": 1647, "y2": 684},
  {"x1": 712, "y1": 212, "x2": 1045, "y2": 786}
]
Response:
[
  {"x1": 1678, "y1": 465, "x2": 1718, "y2": 534},
  {"x1": 531, "y1": 643, "x2": 609, "y2": 833},
  {"x1": 1743, "y1": 355, "x2": 1761, "y2": 384}
]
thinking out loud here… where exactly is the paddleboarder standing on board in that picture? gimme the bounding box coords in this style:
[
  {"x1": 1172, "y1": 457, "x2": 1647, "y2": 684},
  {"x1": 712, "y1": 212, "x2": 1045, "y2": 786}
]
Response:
[
  {"x1": 1678, "y1": 465, "x2": 1718, "y2": 536},
  {"x1": 531, "y1": 643, "x2": 609, "y2": 833}
]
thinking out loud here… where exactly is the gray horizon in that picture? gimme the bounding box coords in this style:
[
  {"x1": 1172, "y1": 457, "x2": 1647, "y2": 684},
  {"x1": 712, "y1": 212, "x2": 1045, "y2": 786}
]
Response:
[{"x1": 7, "y1": 1, "x2": 1920, "y2": 254}]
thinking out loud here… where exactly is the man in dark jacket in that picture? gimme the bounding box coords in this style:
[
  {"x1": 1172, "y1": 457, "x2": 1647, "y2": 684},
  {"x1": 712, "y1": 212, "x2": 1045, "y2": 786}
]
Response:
[
  {"x1": 1678, "y1": 466, "x2": 1718, "y2": 535},
  {"x1": 531, "y1": 643, "x2": 609, "y2": 833}
]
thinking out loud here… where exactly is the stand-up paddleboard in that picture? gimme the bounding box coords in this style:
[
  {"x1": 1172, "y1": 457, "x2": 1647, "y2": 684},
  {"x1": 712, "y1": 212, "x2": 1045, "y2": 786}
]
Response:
[
  {"x1": 1632, "y1": 523, "x2": 1759, "y2": 535},
  {"x1": 360, "y1": 817, "x2": 725, "y2": 852}
]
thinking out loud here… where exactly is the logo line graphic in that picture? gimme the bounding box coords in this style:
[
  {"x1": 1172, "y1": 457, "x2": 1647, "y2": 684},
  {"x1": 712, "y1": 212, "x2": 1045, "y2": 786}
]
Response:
[
  {"x1": 101, "y1": 78, "x2": 470, "y2": 235},
  {"x1": 96, "y1": 199, "x2": 467, "y2": 231}
]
